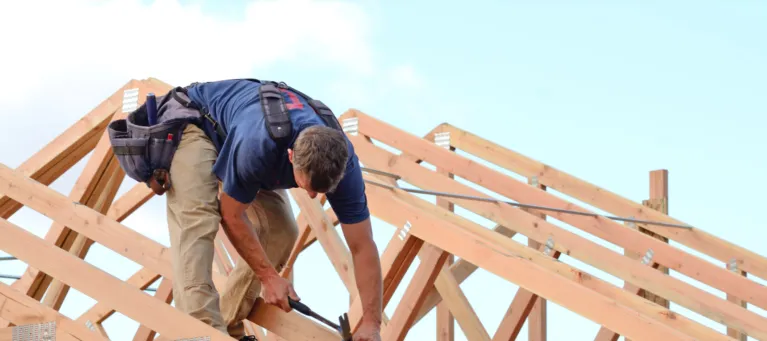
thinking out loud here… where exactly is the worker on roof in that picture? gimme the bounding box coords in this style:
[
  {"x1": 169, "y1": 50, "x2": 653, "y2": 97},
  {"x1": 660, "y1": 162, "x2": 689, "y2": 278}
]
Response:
[{"x1": 130, "y1": 78, "x2": 383, "y2": 341}]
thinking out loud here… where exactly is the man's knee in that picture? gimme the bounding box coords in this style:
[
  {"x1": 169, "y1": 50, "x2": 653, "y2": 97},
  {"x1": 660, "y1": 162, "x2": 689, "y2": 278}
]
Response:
[{"x1": 250, "y1": 190, "x2": 299, "y2": 262}]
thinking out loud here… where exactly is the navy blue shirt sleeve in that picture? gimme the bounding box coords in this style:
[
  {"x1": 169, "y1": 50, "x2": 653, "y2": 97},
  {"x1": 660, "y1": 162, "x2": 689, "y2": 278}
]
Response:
[
  {"x1": 213, "y1": 126, "x2": 271, "y2": 204},
  {"x1": 326, "y1": 139, "x2": 370, "y2": 224}
]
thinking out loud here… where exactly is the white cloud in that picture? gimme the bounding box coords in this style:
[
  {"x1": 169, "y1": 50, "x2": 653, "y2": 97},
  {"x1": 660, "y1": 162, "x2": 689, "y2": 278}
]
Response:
[
  {"x1": 0, "y1": 0, "x2": 373, "y2": 109},
  {"x1": 388, "y1": 64, "x2": 424, "y2": 90}
]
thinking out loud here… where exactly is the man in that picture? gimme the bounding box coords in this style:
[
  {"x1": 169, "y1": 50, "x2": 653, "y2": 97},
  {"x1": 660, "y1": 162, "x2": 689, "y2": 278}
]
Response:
[{"x1": 159, "y1": 78, "x2": 382, "y2": 341}]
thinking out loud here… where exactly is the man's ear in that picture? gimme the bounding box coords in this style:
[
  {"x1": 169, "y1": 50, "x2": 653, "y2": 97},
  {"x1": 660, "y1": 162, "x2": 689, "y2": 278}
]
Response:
[{"x1": 287, "y1": 148, "x2": 294, "y2": 163}]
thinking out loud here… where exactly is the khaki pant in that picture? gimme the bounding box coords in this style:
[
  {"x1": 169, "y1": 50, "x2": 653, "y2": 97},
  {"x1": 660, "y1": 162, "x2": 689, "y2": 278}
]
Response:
[{"x1": 166, "y1": 124, "x2": 299, "y2": 338}]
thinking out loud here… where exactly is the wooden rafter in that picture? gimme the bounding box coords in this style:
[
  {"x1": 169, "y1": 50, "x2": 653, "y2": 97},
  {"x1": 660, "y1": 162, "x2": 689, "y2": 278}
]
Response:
[{"x1": 0, "y1": 78, "x2": 764, "y2": 341}]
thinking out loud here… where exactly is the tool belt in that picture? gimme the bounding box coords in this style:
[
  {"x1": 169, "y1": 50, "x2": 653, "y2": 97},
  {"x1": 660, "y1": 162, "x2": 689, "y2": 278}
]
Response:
[{"x1": 107, "y1": 79, "x2": 343, "y2": 195}]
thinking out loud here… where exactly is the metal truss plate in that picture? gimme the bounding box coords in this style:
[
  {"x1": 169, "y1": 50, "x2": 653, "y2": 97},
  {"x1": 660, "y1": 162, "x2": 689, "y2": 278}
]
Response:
[
  {"x1": 12, "y1": 321, "x2": 56, "y2": 341},
  {"x1": 434, "y1": 132, "x2": 450, "y2": 148},
  {"x1": 174, "y1": 337, "x2": 211, "y2": 341},
  {"x1": 342, "y1": 117, "x2": 359, "y2": 136},
  {"x1": 122, "y1": 88, "x2": 140, "y2": 113}
]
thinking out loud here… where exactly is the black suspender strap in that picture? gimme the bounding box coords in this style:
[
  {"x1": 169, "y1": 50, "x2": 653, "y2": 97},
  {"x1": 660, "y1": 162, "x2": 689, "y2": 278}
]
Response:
[
  {"x1": 174, "y1": 86, "x2": 228, "y2": 140},
  {"x1": 272, "y1": 81, "x2": 344, "y2": 132},
  {"x1": 259, "y1": 83, "x2": 293, "y2": 145},
  {"x1": 173, "y1": 79, "x2": 342, "y2": 146}
]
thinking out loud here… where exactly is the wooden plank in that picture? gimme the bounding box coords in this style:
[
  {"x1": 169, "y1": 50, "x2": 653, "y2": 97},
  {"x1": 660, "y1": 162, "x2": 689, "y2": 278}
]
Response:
[
  {"x1": 132, "y1": 278, "x2": 174, "y2": 341},
  {"x1": 364, "y1": 172, "x2": 548, "y2": 341},
  {"x1": 526, "y1": 177, "x2": 548, "y2": 341},
  {"x1": 289, "y1": 189, "x2": 359, "y2": 300},
  {"x1": 75, "y1": 267, "x2": 160, "y2": 325},
  {"x1": 728, "y1": 267, "x2": 749, "y2": 341},
  {"x1": 0, "y1": 79, "x2": 140, "y2": 219},
  {"x1": 435, "y1": 150, "x2": 455, "y2": 341},
  {"x1": 11, "y1": 82, "x2": 152, "y2": 303},
  {"x1": 10, "y1": 181, "x2": 154, "y2": 313},
  {"x1": 412, "y1": 223, "x2": 516, "y2": 325},
  {"x1": 246, "y1": 298, "x2": 342, "y2": 341},
  {"x1": 0, "y1": 283, "x2": 105, "y2": 341},
  {"x1": 429, "y1": 264, "x2": 489, "y2": 341},
  {"x1": 0, "y1": 163, "x2": 335, "y2": 340},
  {"x1": 346, "y1": 131, "x2": 767, "y2": 338},
  {"x1": 347, "y1": 110, "x2": 767, "y2": 313},
  {"x1": 492, "y1": 244, "x2": 560, "y2": 341},
  {"x1": 38, "y1": 80, "x2": 171, "y2": 309},
  {"x1": 362, "y1": 175, "x2": 731, "y2": 341},
  {"x1": 436, "y1": 123, "x2": 767, "y2": 282},
  {"x1": 381, "y1": 243, "x2": 450, "y2": 341},
  {"x1": 0, "y1": 218, "x2": 233, "y2": 341},
  {"x1": 597, "y1": 170, "x2": 671, "y2": 341},
  {"x1": 42, "y1": 159, "x2": 126, "y2": 308},
  {"x1": 347, "y1": 213, "x2": 423, "y2": 330}
]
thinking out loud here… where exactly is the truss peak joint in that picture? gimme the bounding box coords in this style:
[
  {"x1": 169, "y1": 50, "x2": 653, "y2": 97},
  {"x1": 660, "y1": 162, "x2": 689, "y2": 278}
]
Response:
[
  {"x1": 12, "y1": 321, "x2": 56, "y2": 341},
  {"x1": 122, "y1": 88, "x2": 140, "y2": 113},
  {"x1": 434, "y1": 132, "x2": 450, "y2": 149},
  {"x1": 342, "y1": 117, "x2": 359, "y2": 136}
]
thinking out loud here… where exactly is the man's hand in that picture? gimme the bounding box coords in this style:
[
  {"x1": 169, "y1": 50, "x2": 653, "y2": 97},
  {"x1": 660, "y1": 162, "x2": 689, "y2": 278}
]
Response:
[
  {"x1": 353, "y1": 320, "x2": 381, "y2": 341},
  {"x1": 261, "y1": 273, "x2": 300, "y2": 313}
]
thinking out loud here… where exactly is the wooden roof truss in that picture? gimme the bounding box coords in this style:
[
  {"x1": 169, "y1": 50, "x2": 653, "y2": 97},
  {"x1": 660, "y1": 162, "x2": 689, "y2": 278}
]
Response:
[{"x1": 0, "y1": 78, "x2": 765, "y2": 340}]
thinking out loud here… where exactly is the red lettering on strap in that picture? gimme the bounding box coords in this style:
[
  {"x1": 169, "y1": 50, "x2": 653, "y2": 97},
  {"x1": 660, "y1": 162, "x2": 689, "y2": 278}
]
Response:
[{"x1": 280, "y1": 89, "x2": 304, "y2": 110}]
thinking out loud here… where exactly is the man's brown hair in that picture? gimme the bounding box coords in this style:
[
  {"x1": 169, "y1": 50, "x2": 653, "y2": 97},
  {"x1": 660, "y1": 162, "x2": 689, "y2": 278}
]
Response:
[{"x1": 292, "y1": 125, "x2": 349, "y2": 193}]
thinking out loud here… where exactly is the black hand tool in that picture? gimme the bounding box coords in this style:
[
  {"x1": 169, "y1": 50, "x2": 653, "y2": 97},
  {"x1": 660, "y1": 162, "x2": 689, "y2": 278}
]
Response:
[{"x1": 289, "y1": 298, "x2": 352, "y2": 341}]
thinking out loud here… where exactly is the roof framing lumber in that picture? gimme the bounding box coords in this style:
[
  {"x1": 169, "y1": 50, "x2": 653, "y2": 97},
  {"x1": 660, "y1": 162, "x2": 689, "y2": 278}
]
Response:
[
  {"x1": 0, "y1": 160, "x2": 344, "y2": 340},
  {"x1": 359, "y1": 172, "x2": 699, "y2": 341},
  {"x1": 0, "y1": 217, "x2": 231, "y2": 340},
  {"x1": 341, "y1": 109, "x2": 767, "y2": 337},
  {"x1": 0, "y1": 282, "x2": 106, "y2": 341},
  {"x1": 1, "y1": 78, "x2": 763, "y2": 341},
  {"x1": 435, "y1": 123, "x2": 767, "y2": 281},
  {"x1": 344, "y1": 110, "x2": 767, "y2": 313},
  {"x1": 360, "y1": 171, "x2": 735, "y2": 341},
  {"x1": 0, "y1": 79, "x2": 140, "y2": 220}
]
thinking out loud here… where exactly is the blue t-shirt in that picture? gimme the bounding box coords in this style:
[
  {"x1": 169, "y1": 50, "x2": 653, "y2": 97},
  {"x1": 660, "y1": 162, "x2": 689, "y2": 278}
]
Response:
[{"x1": 185, "y1": 79, "x2": 370, "y2": 225}]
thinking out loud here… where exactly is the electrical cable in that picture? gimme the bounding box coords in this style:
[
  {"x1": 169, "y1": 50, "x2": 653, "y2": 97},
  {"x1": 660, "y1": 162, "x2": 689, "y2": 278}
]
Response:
[{"x1": 360, "y1": 168, "x2": 691, "y2": 229}]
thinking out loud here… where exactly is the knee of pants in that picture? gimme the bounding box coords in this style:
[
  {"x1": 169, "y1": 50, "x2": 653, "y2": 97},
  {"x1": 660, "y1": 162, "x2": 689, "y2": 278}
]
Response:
[{"x1": 252, "y1": 190, "x2": 300, "y2": 265}]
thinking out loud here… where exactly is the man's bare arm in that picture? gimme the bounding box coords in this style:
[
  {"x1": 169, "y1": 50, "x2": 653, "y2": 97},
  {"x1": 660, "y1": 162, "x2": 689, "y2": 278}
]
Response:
[
  {"x1": 341, "y1": 217, "x2": 383, "y2": 329},
  {"x1": 219, "y1": 191, "x2": 298, "y2": 311},
  {"x1": 219, "y1": 192, "x2": 278, "y2": 279}
]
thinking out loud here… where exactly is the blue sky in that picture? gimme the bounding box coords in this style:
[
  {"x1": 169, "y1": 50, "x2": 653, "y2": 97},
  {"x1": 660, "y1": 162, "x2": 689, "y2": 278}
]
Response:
[{"x1": 1, "y1": 0, "x2": 766, "y2": 340}]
